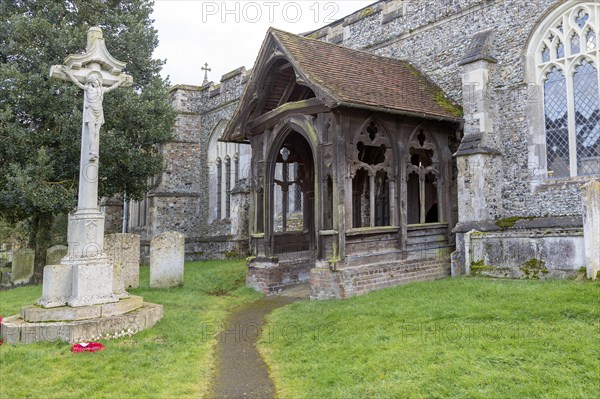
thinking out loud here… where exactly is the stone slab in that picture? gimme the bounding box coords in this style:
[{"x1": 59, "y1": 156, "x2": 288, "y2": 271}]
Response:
[
  {"x1": 101, "y1": 295, "x2": 144, "y2": 317},
  {"x1": 21, "y1": 303, "x2": 101, "y2": 322},
  {"x1": 21, "y1": 296, "x2": 144, "y2": 322},
  {"x1": 38, "y1": 264, "x2": 73, "y2": 308},
  {"x1": 150, "y1": 231, "x2": 185, "y2": 288},
  {"x1": 1, "y1": 302, "x2": 163, "y2": 344},
  {"x1": 46, "y1": 245, "x2": 68, "y2": 266}
]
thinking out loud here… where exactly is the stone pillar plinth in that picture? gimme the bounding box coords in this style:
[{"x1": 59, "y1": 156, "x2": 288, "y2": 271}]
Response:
[{"x1": 581, "y1": 180, "x2": 600, "y2": 280}]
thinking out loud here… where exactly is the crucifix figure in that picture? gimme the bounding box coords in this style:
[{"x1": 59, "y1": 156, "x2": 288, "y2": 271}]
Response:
[
  {"x1": 202, "y1": 62, "x2": 211, "y2": 85},
  {"x1": 61, "y1": 67, "x2": 128, "y2": 161}
]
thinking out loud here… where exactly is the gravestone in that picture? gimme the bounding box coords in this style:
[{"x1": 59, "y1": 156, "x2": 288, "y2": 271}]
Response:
[
  {"x1": 150, "y1": 231, "x2": 185, "y2": 288},
  {"x1": 12, "y1": 249, "x2": 35, "y2": 285},
  {"x1": 45, "y1": 245, "x2": 68, "y2": 266},
  {"x1": 581, "y1": 180, "x2": 600, "y2": 280},
  {"x1": 0, "y1": 260, "x2": 11, "y2": 287},
  {"x1": 105, "y1": 233, "x2": 140, "y2": 290}
]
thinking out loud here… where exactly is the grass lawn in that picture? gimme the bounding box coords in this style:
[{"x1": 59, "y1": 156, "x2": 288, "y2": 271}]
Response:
[
  {"x1": 0, "y1": 260, "x2": 262, "y2": 399},
  {"x1": 259, "y1": 278, "x2": 600, "y2": 399}
]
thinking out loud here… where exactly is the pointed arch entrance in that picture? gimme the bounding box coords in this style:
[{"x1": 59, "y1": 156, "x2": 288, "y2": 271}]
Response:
[{"x1": 266, "y1": 130, "x2": 316, "y2": 256}]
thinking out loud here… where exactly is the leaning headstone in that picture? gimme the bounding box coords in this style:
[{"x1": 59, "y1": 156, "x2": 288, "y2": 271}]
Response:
[
  {"x1": 45, "y1": 245, "x2": 68, "y2": 266},
  {"x1": 12, "y1": 249, "x2": 35, "y2": 285},
  {"x1": 105, "y1": 233, "x2": 140, "y2": 290},
  {"x1": 150, "y1": 231, "x2": 185, "y2": 288}
]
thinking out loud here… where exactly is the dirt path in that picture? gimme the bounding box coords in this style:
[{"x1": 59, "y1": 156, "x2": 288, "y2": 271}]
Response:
[{"x1": 208, "y1": 285, "x2": 308, "y2": 399}]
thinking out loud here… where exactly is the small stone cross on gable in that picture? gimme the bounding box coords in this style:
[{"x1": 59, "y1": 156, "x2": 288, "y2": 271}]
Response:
[{"x1": 202, "y1": 62, "x2": 211, "y2": 85}]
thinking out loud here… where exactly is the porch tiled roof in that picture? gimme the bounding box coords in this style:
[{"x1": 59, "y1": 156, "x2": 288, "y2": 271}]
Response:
[{"x1": 271, "y1": 29, "x2": 462, "y2": 120}]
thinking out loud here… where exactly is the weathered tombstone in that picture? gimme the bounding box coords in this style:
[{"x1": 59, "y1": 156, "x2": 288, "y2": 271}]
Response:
[
  {"x1": 581, "y1": 180, "x2": 600, "y2": 280},
  {"x1": 0, "y1": 260, "x2": 11, "y2": 287},
  {"x1": 11, "y1": 249, "x2": 35, "y2": 285},
  {"x1": 45, "y1": 245, "x2": 68, "y2": 266},
  {"x1": 150, "y1": 231, "x2": 185, "y2": 288},
  {"x1": 105, "y1": 233, "x2": 140, "y2": 290}
]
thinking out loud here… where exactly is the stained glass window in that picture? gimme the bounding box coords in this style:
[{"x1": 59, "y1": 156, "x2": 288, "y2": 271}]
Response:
[
  {"x1": 576, "y1": 10, "x2": 589, "y2": 29},
  {"x1": 544, "y1": 68, "x2": 570, "y2": 178},
  {"x1": 216, "y1": 158, "x2": 222, "y2": 219},
  {"x1": 556, "y1": 41, "x2": 565, "y2": 58},
  {"x1": 571, "y1": 33, "x2": 581, "y2": 55},
  {"x1": 586, "y1": 29, "x2": 596, "y2": 50},
  {"x1": 536, "y1": 3, "x2": 600, "y2": 178},
  {"x1": 225, "y1": 157, "x2": 231, "y2": 218},
  {"x1": 573, "y1": 61, "x2": 600, "y2": 176},
  {"x1": 542, "y1": 46, "x2": 550, "y2": 62}
]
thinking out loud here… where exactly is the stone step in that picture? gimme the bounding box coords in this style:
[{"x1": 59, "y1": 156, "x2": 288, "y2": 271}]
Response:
[
  {"x1": 21, "y1": 295, "x2": 144, "y2": 322},
  {"x1": 2, "y1": 302, "x2": 163, "y2": 344}
]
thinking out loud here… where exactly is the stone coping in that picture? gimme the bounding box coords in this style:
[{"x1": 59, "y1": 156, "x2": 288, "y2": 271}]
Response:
[
  {"x1": 454, "y1": 215, "x2": 583, "y2": 234},
  {"x1": 21, "y1": 296, "x2": 144, "y2": 322}
]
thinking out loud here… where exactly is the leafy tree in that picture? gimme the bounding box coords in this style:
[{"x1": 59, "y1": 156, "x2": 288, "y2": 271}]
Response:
[{"x1": 0, "y1": 0, "x2": 175, "y2": 280}]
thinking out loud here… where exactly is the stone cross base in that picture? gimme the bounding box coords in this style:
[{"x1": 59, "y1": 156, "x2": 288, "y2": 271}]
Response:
[
  {"x1": 38, "y1": 210, "x2": 128, "y2": 308},
  {"x1": 38, "y1": 259, "x2": 118, "y2": 308},
  {"x1": 1, "y1": 299, "x2": 162, "y2": 344}
]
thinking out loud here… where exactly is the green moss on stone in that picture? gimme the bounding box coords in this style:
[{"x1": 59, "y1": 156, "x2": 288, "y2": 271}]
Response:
[
  {"x1": 495, "y1": 216, "x2": 537, "y2": 229},
  {"x1": 434, "y1": 91, "x2": 464, "y2": 118},
  {"x1": 471, "y1": 259, "x2": 494, "y2": 276},
  {"x1": 521, "y1": 258, "x2": 548, "y2": 279},
  {"x1": 359, "y1": 7, "x2": 377, "y2": 18}
]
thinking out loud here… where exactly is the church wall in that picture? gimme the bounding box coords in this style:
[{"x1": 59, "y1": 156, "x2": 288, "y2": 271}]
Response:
[
  {"x1": 156, "y1": 0, "x2": 594, "y2": 278},
  {"x1": 319, "y1": 0, "x2": 573, "y2": 219},
  {"x1": 156, "y1": 71, "x2": 250, "y2": 260}
]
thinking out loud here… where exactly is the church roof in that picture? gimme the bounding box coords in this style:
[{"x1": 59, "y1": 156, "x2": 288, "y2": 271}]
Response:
[{"x1": 223, "y1": 28, "x2": 462, "y2": 142}]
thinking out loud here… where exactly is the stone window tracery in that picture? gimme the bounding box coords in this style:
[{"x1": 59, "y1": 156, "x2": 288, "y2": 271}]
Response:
[{"x1": 532, "y1": 2, "x2": 600, "y2": 178}]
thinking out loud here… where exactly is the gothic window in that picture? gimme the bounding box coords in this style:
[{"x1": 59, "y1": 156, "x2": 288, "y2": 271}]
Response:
[
  {"x1": 571, "y1": 33, "x2": 581, "y2": 55},
  {"x1": 573, "y1": 60, "x2": 600, "y2": 176},
  {"x1": 225, "y1": 156, "x2": 231, "y2": 218},
  {"x1": 532, "y1": 2, "x2": 600, "y2": 178},
  {"x1": 586, "y1": 29, "x2": 596, "y2": 50},
  {"x1": 542, "y1": 46, "x2": 551, "y2": 63},
  {"x1": 234, "y1": 154, "x2": 240, "y2": 184},
  {"x1": 208, "y1": 120, "x2": 251, "y2": 222},
  {"x1": 350, "y1": 120, "x2": 394, "y2": 228},
  {"x1": 216, "y1": 158, "x2": 222, "y2": 220},
  {"x1": 556, "y1": 40, "x2": 565, "y2": 58},
  {"x1": 406, "y1": 129, "x2": 440, "y2": 225}
]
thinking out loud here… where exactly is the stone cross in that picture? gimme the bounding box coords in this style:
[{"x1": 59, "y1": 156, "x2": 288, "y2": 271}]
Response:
[
  {"x1": 40, "y1": 27, "x2": 132, "y2": 308},
  {"x1": 202, "y1": 62, "x2": 211, "y2": 85}
]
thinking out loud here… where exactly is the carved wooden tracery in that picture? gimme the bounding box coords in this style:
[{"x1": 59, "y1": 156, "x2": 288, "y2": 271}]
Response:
[
  {"x1": 349, "y1": 119, "x2": 395, "y2": 228},
  {"x1": 406, "y1": 128, "x2": 441, "y2": 224}
]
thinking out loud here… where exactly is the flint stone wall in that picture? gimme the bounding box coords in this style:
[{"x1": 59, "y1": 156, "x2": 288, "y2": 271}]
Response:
[{"x1": 154, "y1": 1, "x2": 591, "y2": 276}]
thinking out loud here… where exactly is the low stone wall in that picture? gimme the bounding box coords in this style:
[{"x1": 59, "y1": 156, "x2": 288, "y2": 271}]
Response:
[
  {"x1": 463, "y1": 224, "x2": 585, "y2": 279},
  {"x1": 246, "y1": 256, "x2": 313, "y2": 294},
  {"x1": 310, "y1": 258, "x2": 450, "y2": 300}
]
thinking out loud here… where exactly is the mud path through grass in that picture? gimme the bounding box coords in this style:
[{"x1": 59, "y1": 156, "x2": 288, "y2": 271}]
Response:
[{"x1": 208, "y1": 286, "x2": 308, "y2": 399}]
